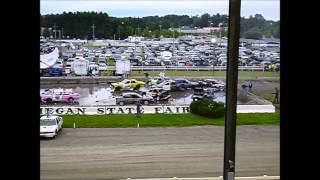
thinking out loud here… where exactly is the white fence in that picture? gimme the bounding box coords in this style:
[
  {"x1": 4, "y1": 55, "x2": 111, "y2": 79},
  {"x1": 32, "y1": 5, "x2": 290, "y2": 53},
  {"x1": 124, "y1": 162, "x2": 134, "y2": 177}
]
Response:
[{"x1": 107, "y1": 66, "x2": 265, "y2": 71}]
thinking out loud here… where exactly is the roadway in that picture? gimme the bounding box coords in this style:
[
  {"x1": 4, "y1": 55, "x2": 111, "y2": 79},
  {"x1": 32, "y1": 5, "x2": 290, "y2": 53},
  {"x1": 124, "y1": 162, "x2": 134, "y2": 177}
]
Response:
[{"x1": 41, "y1": 126, "x2": 279, "y2": 180}]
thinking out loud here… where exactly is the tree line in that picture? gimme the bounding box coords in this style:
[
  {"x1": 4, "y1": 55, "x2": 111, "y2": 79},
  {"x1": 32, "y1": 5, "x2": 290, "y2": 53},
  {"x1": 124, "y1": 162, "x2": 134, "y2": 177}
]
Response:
[{"x1": 40, "y1": 12, "x2": 279, "y2": 40}]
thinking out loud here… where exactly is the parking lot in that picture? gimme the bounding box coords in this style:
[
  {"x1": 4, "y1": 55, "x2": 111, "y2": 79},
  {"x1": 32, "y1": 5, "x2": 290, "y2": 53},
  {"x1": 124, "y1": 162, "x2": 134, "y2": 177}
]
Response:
[{"x1": 40, "y1": 35, "x2": 280, "y2": 77}]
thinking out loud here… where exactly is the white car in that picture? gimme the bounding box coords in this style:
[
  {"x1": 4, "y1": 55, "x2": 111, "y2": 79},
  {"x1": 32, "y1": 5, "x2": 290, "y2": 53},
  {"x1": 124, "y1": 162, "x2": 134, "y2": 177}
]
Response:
[
  {"x1": 66, "y1": 58, "x2": 75, "y2": 66},
  {"x1": 99, "y1": 54, "x2": 106, "y2": 59},
  {"x1": 98, "y1": 63, "x2": 107, "y2": 71},
  {"x1": 40, "y1": 116, "x2": 63, "y2": 138}
]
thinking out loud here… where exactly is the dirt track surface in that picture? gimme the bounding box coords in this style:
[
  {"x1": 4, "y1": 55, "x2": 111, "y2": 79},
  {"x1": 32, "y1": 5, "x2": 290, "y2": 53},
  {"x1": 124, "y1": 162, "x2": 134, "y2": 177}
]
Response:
[{"x1": 41, "y1": 126, "x2": 279, "y2": 180}]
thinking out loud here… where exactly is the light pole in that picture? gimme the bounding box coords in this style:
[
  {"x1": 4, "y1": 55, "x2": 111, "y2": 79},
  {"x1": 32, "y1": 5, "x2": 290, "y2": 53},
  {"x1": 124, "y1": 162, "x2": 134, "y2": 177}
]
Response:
[
  {"x1": 91, "y1": 24, "x2": 96, "y2": 40},
  {"x1": 219, "y1": 23, "x2": 223, "y2": 46},
  {"x1": 48, "y1": 28, "x2": 52, "y2": 39},
  {"x1": 119, "y1": 21, "x2": 124, "y2": 40},
  {"x1": 211, "y1": 38, "x2": 217, "y2": 76},
  {"x1": 53, "y1": 23, "x2": 57, "y2": 40}
]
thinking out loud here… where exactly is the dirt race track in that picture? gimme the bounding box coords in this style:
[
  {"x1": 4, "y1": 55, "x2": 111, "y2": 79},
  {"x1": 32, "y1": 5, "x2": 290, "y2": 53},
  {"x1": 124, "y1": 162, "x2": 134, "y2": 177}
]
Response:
[{"x1": 41, "y1": 126, "x2": 279, "y2": 180}]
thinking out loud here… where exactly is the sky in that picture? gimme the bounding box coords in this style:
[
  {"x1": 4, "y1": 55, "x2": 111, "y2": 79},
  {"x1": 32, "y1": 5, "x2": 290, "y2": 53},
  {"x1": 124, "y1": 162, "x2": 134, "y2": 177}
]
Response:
[{"x1": 40, "y1": 0, "x2": 280, "y2": 21}]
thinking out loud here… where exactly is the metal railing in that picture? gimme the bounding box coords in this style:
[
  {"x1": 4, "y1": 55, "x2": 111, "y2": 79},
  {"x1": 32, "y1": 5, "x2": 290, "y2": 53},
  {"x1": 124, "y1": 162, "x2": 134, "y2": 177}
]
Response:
[
  {"x1": 121, "y1": 175, "x2": 280, "y2": 180},
  {"x1": 107, "y1": 66, "x2": 265, "y2": 71}
]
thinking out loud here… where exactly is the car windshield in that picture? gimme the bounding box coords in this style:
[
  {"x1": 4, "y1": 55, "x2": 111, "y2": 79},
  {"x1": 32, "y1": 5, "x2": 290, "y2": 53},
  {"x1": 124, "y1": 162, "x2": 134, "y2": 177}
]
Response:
[{"x1": 40, "y1": 120, "x2": 56, "y2": 126}]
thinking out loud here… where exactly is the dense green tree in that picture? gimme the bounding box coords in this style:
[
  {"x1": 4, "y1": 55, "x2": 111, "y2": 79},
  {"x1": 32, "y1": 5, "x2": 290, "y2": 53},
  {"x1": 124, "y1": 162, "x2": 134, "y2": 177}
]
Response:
[
  {"x1": 243, "y1": 28, "x2": 263, "y2": 39},
  {"x1": 42, "y1": 28, "x2": 50, "y2": 38},
  {"x1": 199, "y1": 13, "x2": 211, "y2": 27},
  {"x1": 40, "y1": 12, "x2": 279, "y2": 39}
]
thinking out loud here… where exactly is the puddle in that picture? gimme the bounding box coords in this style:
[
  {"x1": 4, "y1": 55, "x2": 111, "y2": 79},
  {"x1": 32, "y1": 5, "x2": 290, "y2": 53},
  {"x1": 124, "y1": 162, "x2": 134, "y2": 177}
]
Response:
[{"x1": 41, "y1": 84, "x2": 271, "y2": 106}]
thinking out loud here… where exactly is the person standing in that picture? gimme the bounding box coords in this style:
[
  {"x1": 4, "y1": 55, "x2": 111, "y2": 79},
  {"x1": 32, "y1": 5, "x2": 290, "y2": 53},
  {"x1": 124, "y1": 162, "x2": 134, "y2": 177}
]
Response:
[
  {"x1": 248, "y1": 81, "x2": 253, "y2": 92},
  {"x1": 272, "y1": 87, "x2": 279, "y2": 104},
  {"x1": 248, "y1": 81, "x2": 252, "y2": 88}
]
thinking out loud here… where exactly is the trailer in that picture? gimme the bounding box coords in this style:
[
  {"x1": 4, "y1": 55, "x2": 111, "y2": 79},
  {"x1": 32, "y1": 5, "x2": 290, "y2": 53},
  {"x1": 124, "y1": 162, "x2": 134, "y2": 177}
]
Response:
[
  {"x1": 71, "y1": 59, "x2": 89, "y2": 76},
  {"x1": 116, "y1": 59, "x2": 131, "y2": 76}
]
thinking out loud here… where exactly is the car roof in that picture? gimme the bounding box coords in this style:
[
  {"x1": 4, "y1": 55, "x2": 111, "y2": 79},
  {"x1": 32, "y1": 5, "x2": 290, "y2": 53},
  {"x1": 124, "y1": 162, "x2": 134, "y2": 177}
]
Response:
[
  {"x1": 149, "y1": 87, "x2": 163, "y2": 90},
  {"x1": 175, "y1": 78, "x2": 188, "y2": 81},
  {"x1": 123, "y1": 79, "x2": 137, "y2": 81},
  {"x1": 40, "y1": 116, "x2": 60, "y2": 120},
  {"x1": 122, "y1": 92, "x2": 140, "y2": 96}
]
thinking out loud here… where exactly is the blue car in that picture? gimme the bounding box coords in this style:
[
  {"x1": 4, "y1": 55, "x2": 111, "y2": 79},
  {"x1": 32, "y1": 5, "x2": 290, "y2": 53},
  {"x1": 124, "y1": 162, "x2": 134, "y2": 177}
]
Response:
[{"x1": 50, "y1": 67, "x2": 62, "y2": 76}]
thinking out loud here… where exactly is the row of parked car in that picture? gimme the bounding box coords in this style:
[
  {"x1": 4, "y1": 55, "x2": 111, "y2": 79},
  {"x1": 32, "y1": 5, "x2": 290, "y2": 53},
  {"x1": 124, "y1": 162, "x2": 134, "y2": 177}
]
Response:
[{"x1": 42, "y1": 36, "x2": 280, "y2": 78}]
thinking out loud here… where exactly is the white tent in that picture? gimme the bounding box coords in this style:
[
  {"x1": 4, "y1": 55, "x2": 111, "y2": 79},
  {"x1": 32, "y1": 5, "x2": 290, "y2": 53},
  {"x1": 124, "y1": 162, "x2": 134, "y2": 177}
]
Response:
[{"x1": 40, "y1": 47, "x2": 59, "y2": 69}]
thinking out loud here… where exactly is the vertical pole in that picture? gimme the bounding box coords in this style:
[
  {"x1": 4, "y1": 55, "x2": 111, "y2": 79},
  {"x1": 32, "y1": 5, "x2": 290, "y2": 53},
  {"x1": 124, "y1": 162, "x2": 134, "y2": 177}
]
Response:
[
  {"x1": 223, "y1": 0, "x2": 241, "y2": 180},
  {"x1": 91, "y1": 24, "x2": 95, "y2": 40},
  {"x1": 53, "y1": 23, "x2": 57, "y2": 40}
]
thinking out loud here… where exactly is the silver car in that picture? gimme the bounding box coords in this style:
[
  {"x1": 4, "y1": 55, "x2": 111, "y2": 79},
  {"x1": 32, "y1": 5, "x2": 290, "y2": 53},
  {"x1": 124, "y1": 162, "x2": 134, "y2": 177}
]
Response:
[{"x1": 116, "y1": 92, "x2": 154, "y2": 106}]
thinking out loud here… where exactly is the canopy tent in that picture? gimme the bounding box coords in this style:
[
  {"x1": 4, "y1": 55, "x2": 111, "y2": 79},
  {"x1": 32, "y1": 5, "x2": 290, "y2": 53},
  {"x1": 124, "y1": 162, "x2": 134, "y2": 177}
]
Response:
[{"x1": 40, "y1": 47, "x2": 59, "y2": 69}]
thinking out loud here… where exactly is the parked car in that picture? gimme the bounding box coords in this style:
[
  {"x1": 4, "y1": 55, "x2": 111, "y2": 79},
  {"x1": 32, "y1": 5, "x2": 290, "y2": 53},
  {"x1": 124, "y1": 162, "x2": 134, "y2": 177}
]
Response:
[
  {"x1": 89, "y1": 64, "x2": 100, "y2": 75},
  {"x1": 98, "y1": 63, "x2": 107, "y2": 71},
  {"x1": 116, "y1": 92, "x2": 154, "y2": 105},
  {"x1": 40, "y1": 116, "x2": 63, "y2": 138},
  {"x1": 111, "y1": 79, "x2": 146, "y2": 91}
]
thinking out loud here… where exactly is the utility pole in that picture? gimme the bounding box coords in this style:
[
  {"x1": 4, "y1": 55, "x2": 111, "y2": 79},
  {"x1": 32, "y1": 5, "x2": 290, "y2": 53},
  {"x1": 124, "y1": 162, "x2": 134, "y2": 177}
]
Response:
[
  {"x1": 172, "y1": 26, "x2": 175, "y2": 55},
  {"x1": 53, "y1": 23, "x2": 57, "y2": 40},
  {"x1": 59, "y1": 30, "x2": 61, "y2": 40},
  {"x1": 61, "y1": 28, "x2": 64, "y2": 38},
  {"x1": 137, "y1": 17, "x2": 140, "y2": 36},
  {"x1": 159, "y1": 24, "x2": 162, "y2": 37},
  {"x1": 91, "y1": 24, "x2": 96, "y2": 40},
  {"x1": 223, "y1": 0, "x2": 241, "y2": 180}
]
